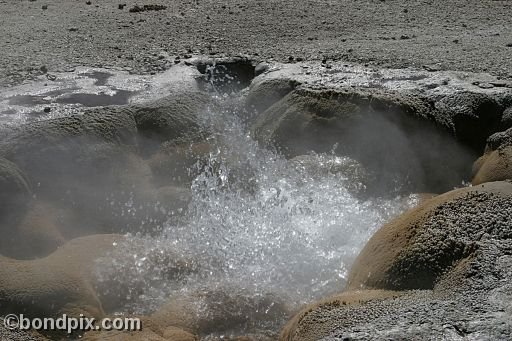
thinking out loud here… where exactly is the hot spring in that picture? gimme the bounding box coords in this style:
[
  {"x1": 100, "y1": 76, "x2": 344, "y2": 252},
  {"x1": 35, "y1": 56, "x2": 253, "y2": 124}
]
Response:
[{"x1": 94, "y1": 92, "x2": 420, "y2": 338}]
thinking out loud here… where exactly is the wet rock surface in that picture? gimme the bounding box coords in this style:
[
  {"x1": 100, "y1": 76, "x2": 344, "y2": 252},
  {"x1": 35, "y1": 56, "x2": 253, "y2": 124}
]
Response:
[
  {"x1": 0, "y1": 157, "x2": 32, "y2": 227},
  {"x1": 348, "y1": 181, "x2": 512, "y2": 290},
  {"x1": 283, "y1": 181, "x2": 512, "y2": 340},
  {"x1": 0, "y1": 234, "x2": 124, "y2": 321},
  {"x1": 473, "y1": 127, "x2": 512, "y2": 185},
  {"x1": 0, "y1": 58, "x2": 511, "y2": 340}
]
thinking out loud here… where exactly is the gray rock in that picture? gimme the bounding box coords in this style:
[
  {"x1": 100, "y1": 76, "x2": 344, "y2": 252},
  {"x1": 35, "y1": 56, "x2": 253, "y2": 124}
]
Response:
[
  {"x1": 472, "y1": 128, "x2": 512, "y2": 185},
  {"x1": 282, "y1": 181, "x2": 512, "y2": 341},
  {"x1": 485, "y1": 127, "x2": 512, "y2": 151},
  {"x1": 254, "y1": 62, "x2": 270, "y2": 76},
  {"x1": 0, "y1": 107, "x2": 138, "y2": 198},
  {"x1": 0, "y1": 157, "x2": 31, "y2": 230},
  {"x1": 132, "y1": 91, "x2": 212, "y2": 151},
  {"x1": 251, "y1": 88, "x2": 474, "y2": 194},
  {"x1": 0, "y1": 323, "x2": 46, "y2": 341},
  {"x1": 0, "y1": 108, "x2": 162, "y2": 236},
  {"x1": 245, "y1": 77, "x2": 300, "y2": 114},
  {"x1": 500, "y1": 106, "x2": 512, "y2": 130},
  {"x1": 434, "y1": 92, "x2": 503, "y2": 151}
]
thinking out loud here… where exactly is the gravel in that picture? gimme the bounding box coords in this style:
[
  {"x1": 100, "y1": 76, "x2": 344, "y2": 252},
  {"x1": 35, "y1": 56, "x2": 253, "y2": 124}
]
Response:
[{"x1": 0, "y1": 0, "x2": 511, "y2": 87}]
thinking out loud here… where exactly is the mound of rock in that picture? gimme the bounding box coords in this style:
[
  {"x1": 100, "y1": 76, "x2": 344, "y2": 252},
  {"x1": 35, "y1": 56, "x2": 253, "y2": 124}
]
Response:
[
  {"x1": 148, "y1": 141, "x2": 213, "y2": 187},
  {"x1": 281, "y1": 181, "x2": 512, "y2": 340},
  {"x1": 434, "y1": 92, "x2": 506, "y2": 150},
  {"x1": 0, "y1": 157, "x2": 31, "y2": 226},
  {"x1": 0, "y1": 234, "x2": 124, "y2": 320},
  {"x1": 132, "y1": 91, "x2": 212, "y2": 153},
  {"x1": 0, "y1": 234, "x2": 197, "y2": 322},
  {"x1": 0, "y1": 100, "x2": 205, "y2": 238},
  {"x1": 251, "y1": 88, "x2": 473, "y2": 194},
  {"x1": 472, "y1": 127, "x2": 512, "y2": 185},
  {"x1": 0, "y1": 106, "x2": 138, "y2": 199},
  {"x1": 347, "y1": 181, "x2": 512, "y2": 290},
  {"x1": 151, "y1": 289, "x2": 290, "y2": 338},
  {"x1": 1, "y1": 201, "x2": 68, "y2": 259},
  {"x1": 245, "y1": 77, "x2": 300, "y2": 114},
  {"x1": 280, "y1": 290, "x2": 402, "y2": 341},
  {"x1": 82, "y1": 321, "x2": 197, "y2": 341}
]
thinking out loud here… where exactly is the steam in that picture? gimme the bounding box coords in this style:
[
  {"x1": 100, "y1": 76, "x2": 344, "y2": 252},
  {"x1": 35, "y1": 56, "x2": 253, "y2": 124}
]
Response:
[
  {"x1": 0, "y1": 77, "x2": 477, "y2": 337},
  {"x1": 95, "y1": 95, "x2": 422, "y2": 337}
]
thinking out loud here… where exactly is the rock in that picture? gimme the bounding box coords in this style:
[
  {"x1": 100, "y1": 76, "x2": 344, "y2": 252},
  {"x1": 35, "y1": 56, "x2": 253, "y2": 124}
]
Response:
[
  {"x1": 0, "y1": 157, "x2": 31, "y2": 229},
  {"x1": 148, "y1": 141, "x2": 213, "y2": 187},
  {"x1": 132, "y1": 92, "x2": 211, "y2": 152},
  {"x1": 280, "y1": 182, "x2": 512, "y2": 340},
  {"x1": 129, "y1": 4, "x2": 167, "y2": 13},
  {"x1": 434, "y1": 92, "x2": 504, "y2": 151},
  {"x1": 82, "y1": 317, "x2": 197, "y2": 340},
  {"x1": 0, "y1": 323, "x2": 47, "y2": 341},
  {"x1": 245, "y1": 78, "x2": 300, "y2": 114},
  {"x1": 195, "y1": 57, "x2": 256, "y2": 94},
  {"x1": 251, "y1": 88, "x2": 474, "y2": 194},
  {"x1": 1, "y1": 200, "x2": 67, "y2": 259},
  {"x1": 0, "y1": 109, "x2": 167, "y2": 235},
  {"x1": 0, "y1": 106, "x2": 138, "y2": 164},
  {"x1": 254, "y1": 62, "x2": 269, "y2": 76},
  {"x1": 501, "y1": 106, "x2": 512, "y2": 128},
  {"x1": 347, "y1": 181, "x2": 512, "y2": 291},
  {"x1": 155, "y1": 186, "x2": 192, "y2": 215},
  {"x1": 280, "y1": 238, "x2": 512, "y2": 340},
  {"x1": 0, "y1": 234, "x2": 124, "y2": 320},
  {"x1": 472, "y1": 128, "x2": 512, "y2": 184},
  {"x1": 93, "y1": 237, "x2": 199, "y2": 314},
  {"x1": 290, "y1": 154, "x2": 375, "y2": 196},
  {"x1": 161, "y1": 327, "x2": 197, "y2": 341},
  {"x1": 84, "y1": 329, "x2": 168, "y2": 341},
  {"x1": 484, "y1": 127, "x2": 512, "y2": 151},
  {"x1": 151, "y1": 289, "x2": 290, "y2": 337},
  {"x1": 280, "y1": 290, "x2": 402, "y2": 341}
]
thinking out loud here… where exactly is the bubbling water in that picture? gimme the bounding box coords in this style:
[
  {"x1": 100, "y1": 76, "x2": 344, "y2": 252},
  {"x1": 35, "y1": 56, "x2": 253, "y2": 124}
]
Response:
[{"x1": 96, "y1": 95, "x2": 417, "y2": 336}]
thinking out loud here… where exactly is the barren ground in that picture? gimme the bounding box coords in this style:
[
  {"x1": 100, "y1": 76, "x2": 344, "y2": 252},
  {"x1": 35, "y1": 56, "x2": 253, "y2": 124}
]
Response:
[{"x1": 0, "y1": 0, "x2": 511, "y2": 87}]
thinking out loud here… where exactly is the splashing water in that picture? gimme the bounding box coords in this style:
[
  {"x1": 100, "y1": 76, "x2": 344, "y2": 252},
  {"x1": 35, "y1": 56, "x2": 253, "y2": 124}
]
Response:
[{"x1": 96, "y1": 94, "x2": 418, "y2": 336}]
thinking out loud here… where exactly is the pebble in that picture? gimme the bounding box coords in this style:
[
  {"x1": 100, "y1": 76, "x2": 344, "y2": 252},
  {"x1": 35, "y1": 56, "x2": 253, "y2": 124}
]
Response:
[
  {"x1": 477, "y1": 82, "x2": 494, "y2": 89},
  {"x1": 254, "y1": 62, "x2": 269, "y2": 76}
]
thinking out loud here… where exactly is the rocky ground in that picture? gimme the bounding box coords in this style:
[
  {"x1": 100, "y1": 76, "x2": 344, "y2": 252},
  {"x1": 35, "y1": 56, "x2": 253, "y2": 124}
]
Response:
[
  {"x1": 1, "y1": 1, "x2": 512, "y2": 340},
  {"x1": 1, "y1": 0, "x2": 512, "y2": 87}
]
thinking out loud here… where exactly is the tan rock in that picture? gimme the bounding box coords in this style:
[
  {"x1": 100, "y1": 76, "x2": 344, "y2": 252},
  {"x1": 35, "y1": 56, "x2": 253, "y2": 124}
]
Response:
[
  {"x1": 151, "y1": 289, "x2": 290, "y2": 337},
  {"x1": 279, "y1": 290, "x2": 402, "y2": 341},
  {"x1": 0, "y1": 234, "x2": 124, "y2": 320},
  {"x1": 472, "y1": 146, "x2": 512, "y2": 185},
  {"x1": 347, "y1": 181, "x2": 512, "y2": 291}
]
